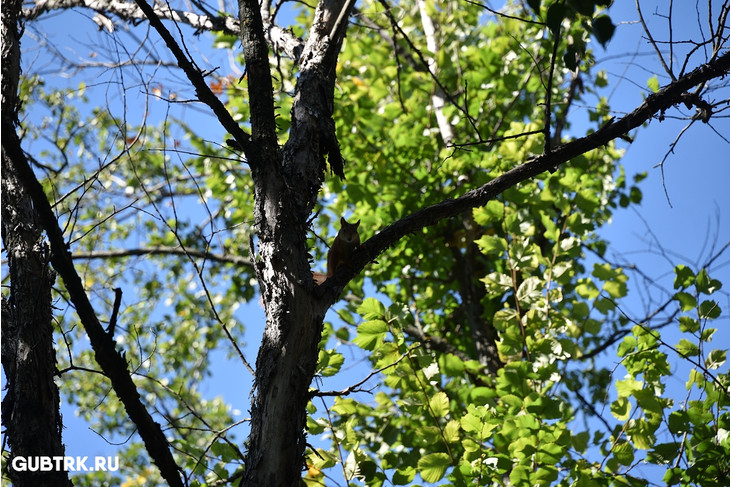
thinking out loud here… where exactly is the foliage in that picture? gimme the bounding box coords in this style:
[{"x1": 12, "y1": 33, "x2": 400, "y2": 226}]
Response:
[
  {"x1": 4, "y1": 0, "x2": 728, "y2": 485},
  {"x1": 300, "y1": 1, "x2": 729, "y2": 485}
]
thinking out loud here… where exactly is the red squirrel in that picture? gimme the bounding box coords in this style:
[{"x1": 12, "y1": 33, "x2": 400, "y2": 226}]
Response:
[{"x1": 313, "y1": 217, "x2": 360, "y2": 284}]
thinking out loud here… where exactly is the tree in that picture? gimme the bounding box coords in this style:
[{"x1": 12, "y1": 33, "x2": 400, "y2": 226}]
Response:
[
  {"x1": 2, "y1": 0, "x2": 729, "y2": 486},
  {"x1": 1, "y1": 2, "x2": 72, "y2": 485}
]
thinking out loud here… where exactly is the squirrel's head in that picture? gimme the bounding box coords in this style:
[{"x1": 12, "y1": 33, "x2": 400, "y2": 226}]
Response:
[{"x1": 339, "y1": 217, "x2": 360, "y2": 241}]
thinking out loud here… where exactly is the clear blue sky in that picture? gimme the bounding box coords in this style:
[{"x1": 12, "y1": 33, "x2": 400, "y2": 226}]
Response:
[{"x1": 3, "y1": 0, "x2": 728, "y2": 483}]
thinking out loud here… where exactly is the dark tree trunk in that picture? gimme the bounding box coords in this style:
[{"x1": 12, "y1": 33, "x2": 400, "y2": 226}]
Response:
[
  {"x1": 237, "y1": 0, "x2": 354, "y2": 484},
  {"x1": 2, "y1": 2, "x2": 73, "y2": 485}
]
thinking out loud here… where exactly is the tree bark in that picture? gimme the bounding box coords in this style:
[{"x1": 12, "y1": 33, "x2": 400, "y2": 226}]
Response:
[
  {"x1": 238, "y1": 0, "x2": 354, "y2": 484},
  {"x1": 9, "y1": 1, "x2": 730, "y2": 484},
  {"x1": 3, "y1": 3, "x2": 185, "y2": 485},
  {"x1": 1, "y1": 1, "x2": 72, "y2": 485}
]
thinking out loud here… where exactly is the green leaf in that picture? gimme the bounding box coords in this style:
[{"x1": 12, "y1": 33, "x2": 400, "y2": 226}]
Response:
[
  {"x1": 534, "y1": 464, "x2": 559, "y2": 484},
  {"x1": 358, "y1": 297, "x2": 386, "y2": 319},
  {"x1": 700, "y1": 327, "x2": 717, "y2": 342},
  {"x1": 526, "y1": 0, "x2": 542, "y2": 15},
  {"x1": 698, "y1": 300, "x2": 721, "y2": 319},
  {"x1": 592, "y1": 15, "x2": 615, "y2": 47},
  {"x1": 647, "y1": 442, "x2": 681, "y2": 465},
  {"x1": 695, "y1": 269, "x2": 722, "y2": 294},
  {"x1": 476, "y1": 234, "x2": 508, "y2": 255},
  {"x1": 705, "y1": 349, "x2": 727, "y2": 370},
  {"x1": 470, "y1": 386, "x2": 496, "y2": 403},
  {"x1": 594, "y1": 297, "x2": 615, "y2": 314},
  {"x1": 417, "y1": 452, "x2": 450, "y2": 483},
  {"x1": 611, "y1": 397, "x2": 631, "y2": 420},
  {"x1": 429, "y1": 392, "x2": 450, "y2": 418},
  {"x1": 546, "y1": 3, "x2": 566, "y2": 34},
  {"x1": 443, "y1": 419, "x2": 460, "y2": 443},
  {"x1": 603, "y1": 279, "x2": 627, "y2": 299},
  {"x1": 563, "y1": 44, "x2": 581, "y2": 72},
  {"x1": 317, "y1": 349, "x2": 344, "y2": 377},
  {"x1": 509, "y1": 465, "x2": 530, "y2": 485},
  {"x1": 627, "y1": 419, "x2": 655, "y2": 450},
  {"x1": 461, "y1": 412, "x2": 483, "y2": 434},
  {"x1": 612, "y1": 440, "x2": 634, "y2": 465},
  {"x1": 674, "y1": 291, "x2": 697, "y2": 311},
  {"x1": 572, "y1": 431, "x2": 590, "y2": 453},
  {"x1": 352, "y1": 320, "x2": 388, "y2": 351},
  {"x1": 617, "y1": 336, "x2": 637, "y2": 357},
  {"x1": 481, "y1": 272, "x2": 513, "y2": 294},
  {"x1": 676, "y1": 339, "x2": 699, "y2": 357},
  {"x1": 673, "y1": 265, "x2": 695, "y2": 288},
  {"x1": 568, "y1": 0, "x2": 595, "y2": 16},
  {"x1": 392, "y1": 466, "x2": 416, "y2": 485},
  {"x1": 439, "y1": 354, "x2": 465, "y2": 378},
  {"x1": 331, "y1": 397, "x2": 358, "y2": 415},
  {"x1": 616, "y1": 378, "x2": 642, "y2": 398},
  {"x1": 678, "y1": 316, "x2": 699, "y2": 333},
  {"x1": 668, "y1": 411, "x2": 690, "y2": 435},
  {"x1": 516, "y1": 276, "x2": 542, "y2": 305},
  {"x1": 647, "y1": 75, "x2": 660, "y2": 93}
]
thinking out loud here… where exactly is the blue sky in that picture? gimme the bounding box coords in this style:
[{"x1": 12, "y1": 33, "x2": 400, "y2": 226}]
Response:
[{"x1": 3, "y1": 0, "x2": 729, "y2": 484}]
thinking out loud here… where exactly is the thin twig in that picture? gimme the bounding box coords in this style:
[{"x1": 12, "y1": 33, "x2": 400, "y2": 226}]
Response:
[
  {"x1": 636, "y1": 0, "x2": 676, "y2": 81},
  {"x1": 312, "y1": 345, "x2": 417, "y2": 397}
]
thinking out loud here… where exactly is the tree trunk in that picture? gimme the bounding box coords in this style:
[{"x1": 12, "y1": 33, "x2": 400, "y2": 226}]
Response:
[
  {"x1": 2, "y1": 2, "x2": 72, "y2": 485},
  {"x1": 237, "y1": 0, "x2": 354, "y2": 483}
]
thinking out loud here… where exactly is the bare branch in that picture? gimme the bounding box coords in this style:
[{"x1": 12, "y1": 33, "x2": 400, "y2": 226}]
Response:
[
  {"x1": 73, "y1": 245, "x2": 254, "y2": 268},
  {"x1": 23, "y1": 0, "x2": 305, "y2": 61},
  {"x1": 464, "y1": 0, "x2": 544, "y2": 25},
  {"x1": 2, "y1": 119, "x2": 185, "y2": 487},
  {"x1": 312, "y1": 345, "x2": 416, "y2": 397},
  {"x1": 131, "y1": 0, "x2": 251, "y2": 152},
  {"x1": 636, "y1": 0, "x2": 677, "y2": 81}
]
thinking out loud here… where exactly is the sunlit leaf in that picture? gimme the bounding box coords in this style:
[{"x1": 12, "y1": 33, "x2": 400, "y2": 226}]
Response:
[{"x1": 417, "y1": 453, "x2": 450, "y2": 483}]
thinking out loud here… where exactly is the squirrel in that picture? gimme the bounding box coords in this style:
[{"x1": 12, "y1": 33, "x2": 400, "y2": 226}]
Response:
[{"x1": 313, "y1": 217, "x2": 360, "y2": 285}]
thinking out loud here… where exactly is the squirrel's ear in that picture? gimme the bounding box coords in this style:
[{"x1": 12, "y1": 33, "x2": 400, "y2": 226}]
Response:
[
  {"x1": 354, "y1": 220, "x2": 360, "y2": 227},
  {"x1": 340, "y1": 216, "x2": 347, "y2": 225}
]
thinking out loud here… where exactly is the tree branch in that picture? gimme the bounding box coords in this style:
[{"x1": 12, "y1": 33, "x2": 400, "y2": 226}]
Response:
[
  {"x1": 131, "y1": 0, "x2": 251, "y2": 153},
  {"x1": 237, "y1": 0, "x2": 278, "y2": 145},
  {"x1": 311, "y1": 345, "x2": 415, "y2": 397},
  {"x1": 318, "y1": 50, "x2": 730, "y2": 301},
  {"x1": 23, "y1": 0, "x2": 305, "y2": 61},
  {"x1": 73, "y1": 245, "x2": 254, "y2": 268},
  {"x1": 2, "y1": 122, "x2": 185, "y2": 487}
]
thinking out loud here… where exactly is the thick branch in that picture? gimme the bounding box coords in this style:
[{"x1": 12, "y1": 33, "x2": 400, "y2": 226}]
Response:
[
  {"x1": 282, "y1": 0, "x2": 356, "y2": 185},
  {"x1": 318, "y1": 50, "x2": 730, "y2": 301},
  {"x1": 240, "y1": 2, "x2": 356, "y2": 485},
  {"x1": 1, "y1": 123, "x2": 184, "y2": 487},
  {"x1": 237, "y1": 0, "x2": 278, "y2": 144}
]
